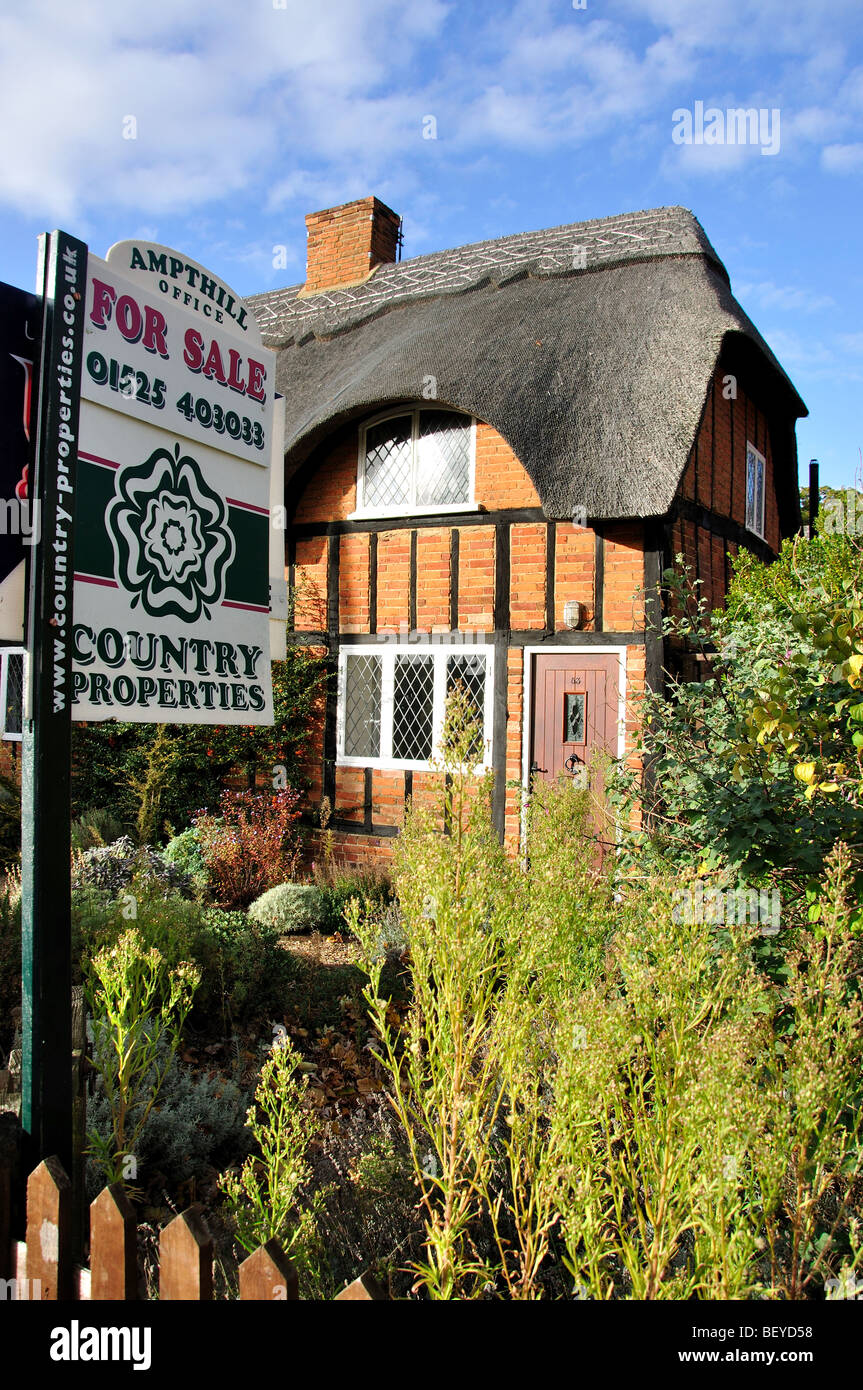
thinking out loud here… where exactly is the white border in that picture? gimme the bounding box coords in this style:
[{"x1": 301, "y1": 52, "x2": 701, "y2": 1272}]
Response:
[
  {"x1": 520, "y1": 644, "x2": 628, "y2": 846},
  {"x1": 350, "y1": 406, "x2": 477, "y2": 521},
  {"x1": 336, "y1": 640, "x2": 495, "y2": 772}
]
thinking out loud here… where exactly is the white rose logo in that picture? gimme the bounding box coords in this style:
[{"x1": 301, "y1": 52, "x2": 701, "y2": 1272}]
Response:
[{"x1": 106, "y1": 442, "x2": 235, "y2": 622}]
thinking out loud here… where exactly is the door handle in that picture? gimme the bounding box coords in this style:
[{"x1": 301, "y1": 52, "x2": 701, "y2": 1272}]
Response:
[
  {"x1": 564, "y1": 753, "x2": 583, "y2": 772},
  {"x1": 530, "y1": 761, "x2": 546, "y2": 777}
]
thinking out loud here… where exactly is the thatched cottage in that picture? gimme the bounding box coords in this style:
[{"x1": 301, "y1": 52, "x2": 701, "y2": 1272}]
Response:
[{"x1": 248, "y1": 197, "x2": 806, "y2": 864}]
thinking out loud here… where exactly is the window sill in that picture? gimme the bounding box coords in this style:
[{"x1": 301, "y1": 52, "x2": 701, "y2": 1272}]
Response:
[
  {"x1": 348, "y1": 503, "x2": 482, "y2": 521},
  {"x1": 336, "y1": 756, "x2": 491, "y2": 773}
]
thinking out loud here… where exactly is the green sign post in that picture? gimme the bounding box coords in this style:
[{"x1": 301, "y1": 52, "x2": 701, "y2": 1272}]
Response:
[{"x1": 20, "y1": 230, "x2": 87, "y2": 1173}]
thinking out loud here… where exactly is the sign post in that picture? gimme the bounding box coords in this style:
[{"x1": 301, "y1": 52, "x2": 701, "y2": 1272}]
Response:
[
  {"x1": 20, "y1": 230, "x2": 87, "y2": 1172},
  {"x1": 19, "y1": 231, "x2": 276, "y2": 1180}
]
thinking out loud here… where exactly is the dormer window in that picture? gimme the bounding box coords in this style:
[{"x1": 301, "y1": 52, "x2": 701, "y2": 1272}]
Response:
[{"x1": 353, "y1": 407, "x2": 476, "y2": 517}]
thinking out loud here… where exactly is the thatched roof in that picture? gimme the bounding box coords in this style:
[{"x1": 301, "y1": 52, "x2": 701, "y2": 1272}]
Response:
[{"x1": 248, "y1": 206, "x2": 806, "y2": 521}]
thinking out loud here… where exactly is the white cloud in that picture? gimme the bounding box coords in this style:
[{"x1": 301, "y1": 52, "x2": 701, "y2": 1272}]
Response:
[
  {"x1": 757, "y1": 327, "x2": 833, "y2": 366},
  {"x1": 735, "y1": 280, "x2": 835, "y2": 313},
  {"x1": 822, "y1": 142, "x2": 863, "y2": 173},
  {"x1": 2, "y1": 0, "x2": 862, "y2": 235},
  {"x1": 0, "y1": 0, "x2": 450, "y2": 219}
]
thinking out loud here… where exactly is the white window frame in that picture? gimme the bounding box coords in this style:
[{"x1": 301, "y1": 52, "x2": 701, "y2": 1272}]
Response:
[
  {"x1": 350, "y1": 406, "x2": 478, "y2": 520},
  {"x1": 337, "y1": 641, "x2": 495, "y2": 772},
  {"x1": 0, "y1": 645, "x2": 25, "y2": 742},
  {"x1": 745, "y1": 441, "x2": 766, "y2": 540}
]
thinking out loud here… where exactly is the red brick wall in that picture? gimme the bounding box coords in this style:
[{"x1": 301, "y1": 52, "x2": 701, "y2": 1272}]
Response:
[
  {"x1": 676, "y1": 365, "x2": 781, "y2": 611},
  {"x1": 510, "y1": 523, "x2": 546, "y2": 629},
  {"x1": 457, "y1": 527, "x2": 495, "y2": 630},
  {"x1": 288, "y1": 417, "x2": 652, "y2": 863},
  {"x1": 293, "y1": 435, "x2": 356, "y2": 523},
  {"x1": 554, "y1": 524, "x2": 596, "y2": 630},
  {"x1": 377, "y1": 531, "x2": 411, "y2": 632},
  {"x1": 603, "y1": 524, "x2": 645, "y2": 630},
  {"x1": 339, "y1": 533, "x2": 369, "y2": 633},
  {"x1": 474, "y1": 423, "x2": 542, "y2": 508},
  {"x1": 416, "y1": 527, "x2": 450, "y2": 631},
  {"x1": 293, "y1": 536, "x2": 328, "y2": 630}
]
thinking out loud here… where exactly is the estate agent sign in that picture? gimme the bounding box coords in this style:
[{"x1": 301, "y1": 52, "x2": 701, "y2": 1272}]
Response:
[
  {"x1": 19, "y1": 230, "x2": 276, "y2": 1170},
  {"x1": 71, "y1": 242, "x2": 275, "y2": 722}
]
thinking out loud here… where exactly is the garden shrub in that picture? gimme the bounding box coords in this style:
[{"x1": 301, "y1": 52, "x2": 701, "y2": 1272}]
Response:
[
  {"x1": 610, "y1": 528, "x2": 863, "y2": 923},
  {"x1": 85, "y1": 927, "x2": 200, "y2": 1186},
  {"x1": 248, "y1": 883, "x2": 325, "y2": 934},
  {"x1": 86, "y1": 1033, "x2": 250, "y2": 1198},
  {"x1": 72, "y1": 836, "x2": 193, "y2": 899},
  {"x1": 354, "y1": 688, "x2": 863, "y2": 1301},
  {"x1": 363, "y1": 900, "x2": 407, "y2": 965},
  {"x1": 195, "y1": 788, "x2": 302, "y2": 909},
  {"x1": 219, "y1": 1036, "x2": 326, "y2": 1287},
  {"x1": 316, "y1": 869, "x2": 393, "y2": 936},
  {"x1": 163, "y1": 826, "x2": 211, "y2": 896},
  {"x1": 198, "y1": 908, "x2": 301, "y2": 1027},
  {"x1": 72, "y1": 893, "x2": 301, "y2": 1030},
  {"x1": 70, "y1": 807, "x2": 126, "y2": 854}
]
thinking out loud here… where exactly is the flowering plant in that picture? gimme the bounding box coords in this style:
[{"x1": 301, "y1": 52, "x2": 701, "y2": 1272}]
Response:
[{"x1": 194, "y1": 787, "x2": 302, "y2": 908}]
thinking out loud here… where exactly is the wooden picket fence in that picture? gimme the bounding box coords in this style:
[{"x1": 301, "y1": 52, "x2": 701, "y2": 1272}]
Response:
[{"x1": 0, "y1": 1149, "x2": 386, "y2": 1301}]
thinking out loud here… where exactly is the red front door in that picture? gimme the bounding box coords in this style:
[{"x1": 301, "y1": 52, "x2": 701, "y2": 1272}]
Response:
[{"x1": 530, "y1": 652, "x2": 620, "y2": 785}]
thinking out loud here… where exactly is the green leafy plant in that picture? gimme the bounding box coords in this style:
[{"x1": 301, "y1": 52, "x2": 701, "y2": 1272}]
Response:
[
  {"x1": 353, "y1": 686, "x2": 863, "y2": 1300},
  {"x1": 314, "y1": 868, "x2": 393, "y2": 936},
  {"x1": 85, "y1": 1032, "x2": 250, "y2": 1197},
  {"x1": 218, "y1": 1038, "x2": 322, "y2": 1276},
  {"x1": 610, "y1": 535, "x2": 863, "y2": 921},
  {"x1": 163, "y1": 825, "x2": 211, "y2": 896},
  {"x1": 73, "y1": 892, "x2": 300, "y2": 1031},
  {"x1": 85, "y1": 927, "x2": 200, "y2": 1187},
  {"x1": 70, "y1": 807, "x2": 125, "y2": 854}
]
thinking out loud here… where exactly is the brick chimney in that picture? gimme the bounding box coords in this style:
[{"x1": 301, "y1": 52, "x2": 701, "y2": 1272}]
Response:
[{"x1": 302, "y1": 196, "x2": 401, "y2": 295}]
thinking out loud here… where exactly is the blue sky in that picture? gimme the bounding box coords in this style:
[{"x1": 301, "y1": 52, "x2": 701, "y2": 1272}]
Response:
[{"x1": 1, "y1": 0, "x2": 861, "y2": 488}]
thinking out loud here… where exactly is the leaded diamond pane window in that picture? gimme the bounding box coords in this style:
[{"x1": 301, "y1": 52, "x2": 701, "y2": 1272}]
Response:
[
  {"x1": 359, "y1": 408, "x2": 473, "y2": 513},
  {"x1": 417, "y1": 411, "x2": 471, "y2": 505},
  {"x1": 1, "y1": 648, "x2": 24, "y2": 741},
  {"x1": 343, "y1": 654, "x2": 382, "y2": 758},
  {"x1": 746, "y1": 443, "x2": 766, "y2": 539},
  {"x1": 393, "y1": 655, "x2": 435, "y2": 761},
  {"x1": 364, "y1": 416, "x2": 412, "y2": 508},
  {"x1": 339, "y1": 645, "x2": 492, "y2": 769},
  {"x1": 446, "y1": 654, "x2": 486, "y2": 759}
]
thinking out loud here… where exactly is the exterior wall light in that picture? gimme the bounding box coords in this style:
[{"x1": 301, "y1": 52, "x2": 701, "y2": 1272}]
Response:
[{"x1": 563, "y1": 600, "x2": 582, "y2": 630}]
